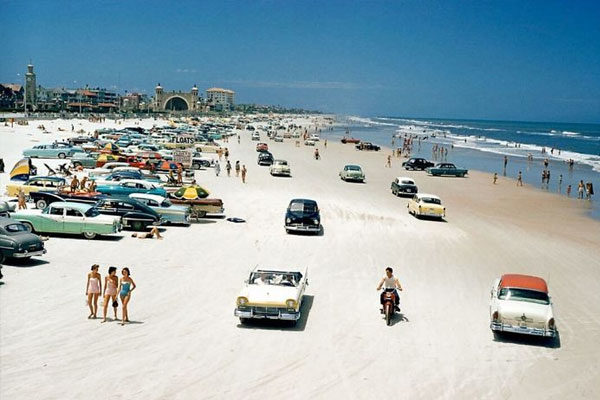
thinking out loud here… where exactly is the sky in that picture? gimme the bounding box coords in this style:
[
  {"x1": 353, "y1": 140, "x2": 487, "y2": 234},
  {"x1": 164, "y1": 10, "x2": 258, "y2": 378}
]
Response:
[{"x1": 1, "y1": 0, "x2": 599, "y2": 122}]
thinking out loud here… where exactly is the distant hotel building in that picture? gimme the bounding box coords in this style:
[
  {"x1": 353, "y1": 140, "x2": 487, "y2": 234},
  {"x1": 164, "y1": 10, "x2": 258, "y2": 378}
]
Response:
[{"x1": 206, "y1": 88, "x2": 235, "y2": 111}]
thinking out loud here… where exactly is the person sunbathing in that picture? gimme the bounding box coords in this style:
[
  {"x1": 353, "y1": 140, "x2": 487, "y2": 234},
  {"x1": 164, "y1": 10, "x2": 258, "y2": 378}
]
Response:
[{"x1": 131, "y1": 226, "x2": 163, "y2": 239}]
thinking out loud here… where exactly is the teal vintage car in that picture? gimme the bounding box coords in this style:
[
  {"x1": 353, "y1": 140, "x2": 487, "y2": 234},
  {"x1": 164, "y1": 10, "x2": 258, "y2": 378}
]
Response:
[
  {"x1": 96, "y1": 179, "x2": 167, "y2": 197},
  {"x1": 10, "y1": 202, "x2": 122, "y2": 239},
  {"x1": 71, "y1": 152, "x2": 99, "y2": 168},
  {"x1": 129, "y1": 193, "x2": 190, "y2": 225},
  {"x1": 426, "y1": 163, "x2": 468, "y2": 177},
  {"x1": 22, "y1": 143, "x2": 84, "y2": 159}
]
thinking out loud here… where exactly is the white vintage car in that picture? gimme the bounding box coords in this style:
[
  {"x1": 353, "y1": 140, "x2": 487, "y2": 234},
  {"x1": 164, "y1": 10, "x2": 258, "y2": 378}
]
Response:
[
  {"x1": 489, "y1": 274, "x2": 556, "y2": 338},
  {"x1": 407, "y1": 193, "x2": 445, "y2": 219},
  {"x1": 270, "y1": 160, "x2": 291, "y2": 176},
  {"x1": 235, "y1": 266, "x2": 308, "y2": 325}
]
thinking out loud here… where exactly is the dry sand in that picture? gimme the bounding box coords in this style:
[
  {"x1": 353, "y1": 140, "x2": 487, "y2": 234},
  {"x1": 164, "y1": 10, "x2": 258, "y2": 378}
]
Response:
[{"x1": 1, "y1": 117, "x2": 600, "y2": 399}]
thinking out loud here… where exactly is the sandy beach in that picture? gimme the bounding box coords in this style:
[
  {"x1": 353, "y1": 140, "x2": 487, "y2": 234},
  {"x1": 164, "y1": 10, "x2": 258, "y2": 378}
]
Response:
[{"x1": 1, "y1": 117, "x2": 600, "y2": 399}]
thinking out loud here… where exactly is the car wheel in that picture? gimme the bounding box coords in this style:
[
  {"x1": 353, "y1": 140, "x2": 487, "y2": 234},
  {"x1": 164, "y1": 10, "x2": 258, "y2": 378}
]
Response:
[
  {"x1": 21, "y1": 222, "x2": 35, "y2": 233},
  {"x1": 58, "y1": 153, "x2": 66, "y2": 159},
  {"x1": 192, "y1": 163, "x2": 201, "y2": 169},
  {"x1": 36, "y1": 199, "x2": 48, "y2": 210},
  {"x1": 239, "y1": 318, "x2": 249, "y2": 325},
  {"x1": 83, "y1": 231, "x2": 97, "y2": 240},
  {"x1": 131, "y1": 221, "x2": 145, "y2": 231}
]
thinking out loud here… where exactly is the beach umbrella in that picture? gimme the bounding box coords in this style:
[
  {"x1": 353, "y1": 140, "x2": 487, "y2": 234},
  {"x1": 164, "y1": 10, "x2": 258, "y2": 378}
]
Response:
[
  {"x1": 96, "y1": 154, "x2": 121, "y2": 165},
  {"x1": 102, "y1": 142, "x2": 120, "y2": 153},
  {"x1": 173, "y1": 185, "x2": 210, "y2": 199},
  {"x1": 157, "y1": 160, "x2": 180, "y2": 170},
  {"x1": 10, "y1": 158, "x2": 32, "y2": 181}
]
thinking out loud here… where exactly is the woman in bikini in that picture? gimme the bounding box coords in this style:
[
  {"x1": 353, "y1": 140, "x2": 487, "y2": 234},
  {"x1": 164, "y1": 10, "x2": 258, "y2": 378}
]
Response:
[
  {"x1": 117, "y1": 267, "x2": 136, "y2": 325},
  {"x1": 86, "y1": 264, "x2": 102, "y2": 319},
  {"x1": 101, "y1": 266, "x2": 119, "y2": 322}
]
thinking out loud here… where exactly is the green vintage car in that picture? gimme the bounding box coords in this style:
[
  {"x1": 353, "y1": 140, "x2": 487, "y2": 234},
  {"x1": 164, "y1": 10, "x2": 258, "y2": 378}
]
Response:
[
  {"x1": 426, "y1": 163, "x2": 468, "y2": 177},
  {"x1": 10, "y1": 202, "x2": 122, "y2": 239},
  {"x1": 70, "y1": 152, "x2": 99, "y2": 168}
]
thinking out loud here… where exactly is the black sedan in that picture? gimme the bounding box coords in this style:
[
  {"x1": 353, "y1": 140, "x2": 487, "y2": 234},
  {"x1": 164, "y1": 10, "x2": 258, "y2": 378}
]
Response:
[
  {"x1": 0, "y1": 216, "x2": 46, "y2": 264},
  {"x1": 285, "y1": 199, "x2": 321, "y2": 234},
  {"x1": 94, "y1": 197, "x2": 162, "y2": 231},
  {"x1": 402, "y1": 157, "x2": 434, "y2": 170},
  {"x1": 258, "y1": 151, "x2": 274, "y2": 166}
]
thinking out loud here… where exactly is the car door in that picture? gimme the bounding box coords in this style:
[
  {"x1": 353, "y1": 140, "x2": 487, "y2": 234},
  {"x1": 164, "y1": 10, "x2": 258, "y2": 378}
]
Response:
[
  {"x1": 97, "y1": 200, "x2": 119, "y2": 217},
  {"x1": 63, "y1": 207, "x2": 84, "y2": 234},
  {"x1": 42, "y1": 205, "x2": 65, "y2": 232}
]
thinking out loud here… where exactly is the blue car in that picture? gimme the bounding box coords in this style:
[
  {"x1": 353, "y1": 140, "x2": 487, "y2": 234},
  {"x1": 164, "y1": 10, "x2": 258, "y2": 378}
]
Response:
[
  {"x1": 23, "y1": 143, "x2": 84, "y2": 159},
  {"x1": 95, "y1": 180, "x2": 167, "y2": 197}
]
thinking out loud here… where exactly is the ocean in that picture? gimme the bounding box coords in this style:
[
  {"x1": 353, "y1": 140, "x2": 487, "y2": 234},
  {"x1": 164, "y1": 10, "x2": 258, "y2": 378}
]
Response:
[{"x1": 328, "y1": 116, "x2": 600, "y2": 219}]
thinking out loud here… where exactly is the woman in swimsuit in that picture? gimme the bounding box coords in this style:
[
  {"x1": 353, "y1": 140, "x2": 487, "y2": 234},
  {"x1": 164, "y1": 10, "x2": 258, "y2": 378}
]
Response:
[
  {"x1": 86, "y1": 264, "x2": 102, "y2": 319},
  {"x1": 101, "y1": 266, "x2": 119, "y2": 322},
  {"x1": 117, "y1": 267, "x2": 136, "y2": 325}
]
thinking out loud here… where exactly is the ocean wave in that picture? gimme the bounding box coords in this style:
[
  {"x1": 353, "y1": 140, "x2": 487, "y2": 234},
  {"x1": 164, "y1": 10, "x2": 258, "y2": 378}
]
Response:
[
  {"x1": 562, "y1": 131, "x2": 580, "y2": 136},
  {"x1": 348, "y1": 116, "x2": 396, "y2": 126}
]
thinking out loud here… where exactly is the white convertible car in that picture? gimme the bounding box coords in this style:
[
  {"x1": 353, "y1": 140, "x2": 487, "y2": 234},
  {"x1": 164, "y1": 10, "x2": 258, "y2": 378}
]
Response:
[
  {"x1": 489, "y1": 274, "x2": 556, "y2": 338},
  {"x1": 270, "y1": 160, "x2": 291, "y2": 176},
  {"x1": 235, "y1": 266, "x2": 308, "y2": 325}
]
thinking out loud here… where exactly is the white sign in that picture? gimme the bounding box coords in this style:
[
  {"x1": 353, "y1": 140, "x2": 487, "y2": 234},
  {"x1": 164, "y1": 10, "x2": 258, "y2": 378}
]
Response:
[{"x1": 173, "y1": 150, "x2": 193, "y2": 167}]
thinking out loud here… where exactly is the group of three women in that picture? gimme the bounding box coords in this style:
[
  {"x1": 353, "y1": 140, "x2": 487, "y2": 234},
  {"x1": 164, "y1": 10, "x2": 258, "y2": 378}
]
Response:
[{"x1": 86, "y1": 265, "x2": 136, "y2": 325}]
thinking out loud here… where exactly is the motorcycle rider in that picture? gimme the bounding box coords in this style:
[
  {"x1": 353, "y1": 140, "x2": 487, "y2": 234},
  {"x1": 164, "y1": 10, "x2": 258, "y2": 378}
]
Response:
[{"x1": 376, "y1": 267, "x2": 403, "y2": 311}]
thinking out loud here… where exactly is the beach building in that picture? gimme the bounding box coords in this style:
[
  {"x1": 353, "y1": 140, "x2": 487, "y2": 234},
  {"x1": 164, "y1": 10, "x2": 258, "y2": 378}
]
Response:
[
  {"x1": 0, "y1": 84, "x2": 23, "y2": 110},
  {"x1": 153, "y1": 83, "x2": 201, "y2": 112},
  {"x1": 206, "y1": 87, "x2": 235, "y2": 111}
]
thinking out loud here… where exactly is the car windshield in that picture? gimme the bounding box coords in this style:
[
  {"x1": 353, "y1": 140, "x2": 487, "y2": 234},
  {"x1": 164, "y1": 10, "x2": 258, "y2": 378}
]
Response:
[
  {"x1": 401, "y1": 180, "x2": 414, "y2": 185},
  {"x1": 4, "y1": 223, "x2": 28, "y2": 233},
  {"x1": 85, "y1": 208, "x2": 100, "y2": 217},
  {"x1": 290, "y1": 201, "x2": 317, "y2": 213},
  {"x1": 275, "y1": 161, "x2": 287, "y2": 165},
  {"x1": 498, "y1": 288, "x2": 550, "y2": 305},
  {"x1": 421, "y1": 197, "x2": 441, "y2": 205},
  {"x1": 347, "y1": 165, "x2": 360, "y2": 171},
  {"x1": 249, "y1": 271, "x2": 300, "y2": 287}
]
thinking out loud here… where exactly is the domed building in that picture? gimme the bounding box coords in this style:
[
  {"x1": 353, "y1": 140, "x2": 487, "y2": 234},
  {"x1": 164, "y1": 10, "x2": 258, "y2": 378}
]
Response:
[{"x1": 153, "y1": 83, "x2": 201, "y2": 111}]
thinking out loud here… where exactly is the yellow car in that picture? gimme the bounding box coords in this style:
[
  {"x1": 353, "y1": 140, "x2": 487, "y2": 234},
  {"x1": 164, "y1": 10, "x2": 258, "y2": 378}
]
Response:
[
  {"x1": 6, "y1": 176, "x2": 66, "y2": 197},
  {"x1": 407, "y1": 193, "x2": 445, "y2": 219}
]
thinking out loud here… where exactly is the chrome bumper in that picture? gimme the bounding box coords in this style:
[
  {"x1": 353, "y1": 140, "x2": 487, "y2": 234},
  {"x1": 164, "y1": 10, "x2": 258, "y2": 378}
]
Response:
[
  {"x1": 490, "y1": 322, "x2": 556, "y2": 337},
  {"x1": 235, "y1": 308, "x2": 300, "y2": 321},
  {"x1": 12, "y1": 249, "x2": 46, "y2": 258},
  {"x1": 285, "y1": 224, "x2": 320, "y2": 232}
]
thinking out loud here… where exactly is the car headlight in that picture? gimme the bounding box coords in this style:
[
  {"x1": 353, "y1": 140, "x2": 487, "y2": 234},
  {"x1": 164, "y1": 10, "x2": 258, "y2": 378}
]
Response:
[
  {"x1": 286, "y1": 218, "x2": 291, "y2": 224},
  {"x1": 286, "y1": 299, "x2": 297, "y2": 309},
  {"x1": 237, "y1": 297, "x2": 248, "y2": 306},
  {"x1": 312, "y1": 219, "x2": 319, "y2": 225}
]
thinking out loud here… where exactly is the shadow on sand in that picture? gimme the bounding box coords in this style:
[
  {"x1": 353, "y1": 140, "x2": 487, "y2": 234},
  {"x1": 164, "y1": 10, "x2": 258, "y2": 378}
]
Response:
[
  {"x1": 236, "y1": 295, "x2": 314, "y2": 332},
  {"x1": 1, "y1": 258, "x2": 49, "y2": 267},
  {"x1": 493, "y1": 331, "x2": 561, "y2": 349}
]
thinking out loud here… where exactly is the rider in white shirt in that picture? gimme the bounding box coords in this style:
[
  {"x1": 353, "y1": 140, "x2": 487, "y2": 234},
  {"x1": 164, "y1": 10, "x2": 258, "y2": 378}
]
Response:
[{"x1": 376, "y1": 267, "x2": 403, "y2": 311}]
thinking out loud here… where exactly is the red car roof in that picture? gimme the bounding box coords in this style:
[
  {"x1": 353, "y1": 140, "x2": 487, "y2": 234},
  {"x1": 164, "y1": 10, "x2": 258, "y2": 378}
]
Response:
[{"x1": 500, "y1": 274, "x2": 548, "y2": 293}]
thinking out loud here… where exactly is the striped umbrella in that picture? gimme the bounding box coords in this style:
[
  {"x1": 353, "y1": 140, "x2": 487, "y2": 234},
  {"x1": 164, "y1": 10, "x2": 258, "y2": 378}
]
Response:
[{"x1": 173, "y1": 185, "x2": 210, "y2": 199}]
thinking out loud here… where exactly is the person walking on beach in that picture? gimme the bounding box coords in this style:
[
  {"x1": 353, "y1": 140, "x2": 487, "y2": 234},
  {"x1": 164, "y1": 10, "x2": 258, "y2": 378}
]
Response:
[
  {"x1": 215, "y1": 160, "x2": 221, "y2": 176},
  {"x1": 176, "y1": 165, "x2": 183, "y2": 185},
  {"x1": 241, "y1": 165, "x2": 247, "y2": 183},
  {"x1": 237, "y1": 134, "x2": 240, "y2": 144},
  {"x1": 541, "y1": 170, "x2": 547, "y2": 188},
  {"x1": 558, "y1": 174, "x2": 563, "y2": 192},
  {"x1": 0, "y1": 158, "x2": 4, "y2": 173},
  {"x1": 102, "y1": 266, "x2": 119, "y2": 323},
  {"x1": 517, "y1": 171, "x2": 523, "y2": 186},
  {"x1": 493, "y1": 173, "x2": 498, "y2": 184},
  {"x1": 544, "y1": 158, "x2": 549, "y2": 169},
  {"x1": 17, "y1": 188, "x2": 27, "y2": 210},
  {"x1": 324, "y1": 139, "x2": 327, "y2": 148},
  {"x1": 224, "y1": 148, "x2": 229, "y2": 161},
  {"x1": 226, "y1": 160, "x2": 232, "y2": 177},
  {"x1": 503, "y1": 156, "x2": 508, "y2": 175},
  {"x1": 86, "y1": 264, "x2": 102, "y2": 319},
  {"x1": 567, "y1": 185, "x2": 572, "y2": 197},
  {"x1": 235, "y1": 161, "x2": 240, "y2": 177},
  {"x1": 117, "y1": 268, "x2": 136, "y2": 326},
  {"x1": 586, "y1": 182, "x2": 594, "y2": 200},
  {"x1": 386, "y1": 155, "x2": 392, "y2": 168},
  {"x1": 578, "y1": 180, "x2": 585, "y2": 199}
]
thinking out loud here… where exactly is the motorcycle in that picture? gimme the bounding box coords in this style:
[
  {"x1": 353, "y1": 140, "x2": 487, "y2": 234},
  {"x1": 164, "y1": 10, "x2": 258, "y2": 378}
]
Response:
[{"x1": 380, "y1": 288, "x2": 400, "y2": 326}]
